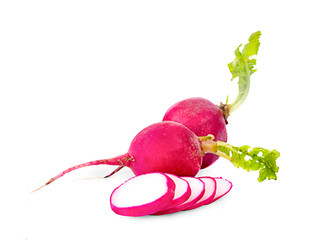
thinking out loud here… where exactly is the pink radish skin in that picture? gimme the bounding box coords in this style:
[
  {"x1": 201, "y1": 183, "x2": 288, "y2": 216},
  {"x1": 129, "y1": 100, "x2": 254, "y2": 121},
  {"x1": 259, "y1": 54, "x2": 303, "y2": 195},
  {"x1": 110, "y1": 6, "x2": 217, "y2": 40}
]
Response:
[
  {"x1": 184, "y1": 177, "x2": 216, "y2": 211},
  {"x1": 208, "y1": 177, "x2": 232, "y2": 203},
  {"x1": 163, "y1": 174, "x2": 191, "y2": 208},
  {"x1": 163, "y1": 97, "x2": 227, "y2": 169},
  {"x1": 154, "y1": 176, "x2": 205, "y2": 215},
  {"x1": 110, "y1": 173, "x2": 175, "y2": 217},
  {"x1": 34, "y1": 121, "x2": 204, "y2": 191},
  {"x1": 128, "y1": 122, "x2": 202, "y2": 177}
]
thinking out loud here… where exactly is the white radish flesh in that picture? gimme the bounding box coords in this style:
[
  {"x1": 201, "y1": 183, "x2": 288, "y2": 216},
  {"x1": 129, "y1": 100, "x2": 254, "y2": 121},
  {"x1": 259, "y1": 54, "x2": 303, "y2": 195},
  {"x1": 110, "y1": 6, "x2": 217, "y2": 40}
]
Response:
[
  {"x1": 110, "y1": 173, "x2": 175, "y2": 217},
  {"x1": 184, "y1": 177, "x2": 216, "y2": 211},
  {"x1": 154, "y1": 176, "x2": 205, "y2": 215}
]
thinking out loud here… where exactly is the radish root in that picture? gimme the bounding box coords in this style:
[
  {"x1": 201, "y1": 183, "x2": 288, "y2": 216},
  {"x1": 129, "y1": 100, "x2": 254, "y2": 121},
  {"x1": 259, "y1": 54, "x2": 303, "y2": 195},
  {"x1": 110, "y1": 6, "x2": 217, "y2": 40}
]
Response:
[{"x1": 32, "y1": 154, "x2": 132, "y2": 192}]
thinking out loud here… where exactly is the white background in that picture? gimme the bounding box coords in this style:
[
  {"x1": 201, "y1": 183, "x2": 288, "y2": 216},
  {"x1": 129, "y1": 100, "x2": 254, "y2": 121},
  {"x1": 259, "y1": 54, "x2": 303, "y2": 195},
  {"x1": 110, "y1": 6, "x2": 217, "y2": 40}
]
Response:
[{"x1": 1, "y1": 1, "x2": 311, "y2": 239}]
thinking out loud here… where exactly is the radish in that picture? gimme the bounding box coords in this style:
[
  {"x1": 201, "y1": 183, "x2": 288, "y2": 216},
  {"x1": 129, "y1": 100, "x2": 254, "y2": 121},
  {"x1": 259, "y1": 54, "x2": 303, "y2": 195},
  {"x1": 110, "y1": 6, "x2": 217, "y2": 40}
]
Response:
[
  {"x1": 33, "y1": 120, "x2": 280, "y2": 192},
  {"x1": 154, "y1": 176, "x2": 205, "y2": 215},
  {"x1": 208, "y1": 177, "x2": 233, "y2": 203},
  {"x1": 163, "y1": 97, "x2": 227, "y2": 168},
  {"x1": 163, "y1": 174, "x2": 191, "y2": 208},
  {"x1": 185, "y1": 177, "x2": 232, "y2": 210},
  {"x1": 110, "y1": 172, "x2": 175, "y2": 216},
  {"x1": 110, "y1": 173, "x2": 232, "y2": 217},
  {"x1": 155, "y1": 176, "x2": 232, "y2": 215},
  {"x1": 33, "y1": 121, "x2": 202, "y2": 191},
  {"x1": 109, "y1": 174, "x2": 230, "y2": 217},
  {"x1": 163, "y1": 31, "x2": 261, "y2": 169},
  {"x1": 183, "y1": 176, "x2": 216, "y2": 211}
]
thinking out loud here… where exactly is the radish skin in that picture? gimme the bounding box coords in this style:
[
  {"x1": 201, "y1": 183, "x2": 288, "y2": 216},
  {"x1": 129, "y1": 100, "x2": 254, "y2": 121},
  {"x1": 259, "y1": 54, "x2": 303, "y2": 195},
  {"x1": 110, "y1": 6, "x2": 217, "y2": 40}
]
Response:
[
  {"x1": 184, "y1": 177, "x2": 216, "y2": 211},
  {"x1": 110, "y1": 173, "x2": 175, "y2": 217},
  {"x1": 128, "y1": 122, "x2": 202, "y2": 177}
]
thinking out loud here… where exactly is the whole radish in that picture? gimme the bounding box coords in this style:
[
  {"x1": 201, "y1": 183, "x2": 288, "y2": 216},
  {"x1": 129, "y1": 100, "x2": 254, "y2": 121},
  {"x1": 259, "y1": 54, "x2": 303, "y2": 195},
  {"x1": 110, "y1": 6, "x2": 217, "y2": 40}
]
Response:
[
  {"x1": 33, "y1": 120, "x2": 280, "y2": 192},
  {"x1": 163, "y1": 97, "x2": 227, "y2": 168},
  {"x1": 128, "y1": 121, "x2": 203, "y2": 177},
  {"x1": 163, "y1": 31, "x2": 261, "y2": 168},
  {"x1": 34, "y1": 121, "x2": 202, "y2": 191}
]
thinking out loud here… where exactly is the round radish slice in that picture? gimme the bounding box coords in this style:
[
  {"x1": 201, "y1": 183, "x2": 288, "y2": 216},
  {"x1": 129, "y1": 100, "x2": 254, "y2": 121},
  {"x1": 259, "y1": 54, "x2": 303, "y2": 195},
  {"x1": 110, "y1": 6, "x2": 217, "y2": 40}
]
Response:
[
  {"x1": 152, "y1": 174, "x2": 191, "y2": 214},
  {"x1": 110, "y1": 172, "x2": 175, "y2": 217},
  {"x1": 154, "y1": 176, "x2": 205, "y2": 215},
  {"x1": 209, "y1": 177, "x2": 232, "y2": 203},
  {"x1": 184, "y1": 176, "x2": 216, "y2": 211},
  {"x1": 164, "y1": 174, "x2": 191, "y2": 207}
]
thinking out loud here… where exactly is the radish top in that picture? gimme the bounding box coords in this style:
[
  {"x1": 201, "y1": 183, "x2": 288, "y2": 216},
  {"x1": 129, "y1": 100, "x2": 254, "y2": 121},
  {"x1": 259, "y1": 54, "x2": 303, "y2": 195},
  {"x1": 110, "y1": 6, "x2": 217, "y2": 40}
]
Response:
[
  {"x1": 201, "y1": 134, "x2": 280, "y2": 182},
  {"x1": 226, "y1": 31, "x2": 261, "y2": 115}
]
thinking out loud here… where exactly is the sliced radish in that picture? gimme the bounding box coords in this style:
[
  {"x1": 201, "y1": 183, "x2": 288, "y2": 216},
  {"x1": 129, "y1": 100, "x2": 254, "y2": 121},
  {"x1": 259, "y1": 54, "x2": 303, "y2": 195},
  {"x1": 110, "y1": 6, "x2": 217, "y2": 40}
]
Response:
[
  {"x1": 110, "y1": 172, "x2": 175, "y2": 217},
  {"x1": 209, "y1": 177, "x2": 232, "y2": 203},
  {"x1": 184, "y1": 177, "x2": 216, "y2": 211},
  {"x1": 154, "y1": 176, "x2": 205, "y2": 215},
  {"x1": 151, "y1": 173, "x2": 191, "y2": 215},
  {"x1": 164, "y1": 174, "x2": 191, "y2": 207}
]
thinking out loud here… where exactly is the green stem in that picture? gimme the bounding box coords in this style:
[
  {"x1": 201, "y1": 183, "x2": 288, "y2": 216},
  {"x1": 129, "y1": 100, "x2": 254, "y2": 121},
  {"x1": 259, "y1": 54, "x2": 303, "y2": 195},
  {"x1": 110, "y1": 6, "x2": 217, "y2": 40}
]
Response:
[
  {"x1": 228, "y1": 59, "x2": 250, "y2": 113},
  {"x1": 200, "y1": 135, "x2": 280, "y2": 182},
  {"x1": 224, "y1": 31, "x2": 261, "y2": 116}
]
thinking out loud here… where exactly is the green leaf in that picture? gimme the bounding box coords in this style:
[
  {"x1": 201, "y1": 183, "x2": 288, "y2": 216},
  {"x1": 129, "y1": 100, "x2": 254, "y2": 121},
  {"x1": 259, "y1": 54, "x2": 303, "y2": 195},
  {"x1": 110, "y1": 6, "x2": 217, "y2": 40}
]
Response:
[
  {"x1": 248, "y1": 59, "x2": 257, "y2": 75},
  {"x1": 228, "y1": 44, "x2": 246, "y2": 81},
  {"x1": 242, "y1": 31, "x2": 261, "y2": 58},
  {"x1": 228, "y1": 31, "x2": 261, "y2": 81},
  {"x1": 240, "y1": 145, "x2": 251, "y2": 153},
  {"x1": 216, "y1": 142, "x2": 280, "y2": 182},
  {"x1": 227, "y1": 31, "x2": 261, "y2": 113}
]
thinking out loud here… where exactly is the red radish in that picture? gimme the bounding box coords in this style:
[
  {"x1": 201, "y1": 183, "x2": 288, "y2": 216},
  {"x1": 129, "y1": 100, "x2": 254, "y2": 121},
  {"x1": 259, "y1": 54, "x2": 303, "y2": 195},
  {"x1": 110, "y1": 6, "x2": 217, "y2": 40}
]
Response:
[
  {"x1": 163, "y1": 97, "x2": 227, "y2": 168},
  {"x1": 33, "y1": 121, "x2": 203, "y2": 191},
  {"x1": 163, "y1": 31, "x2": 262, "y2": 169},
  {"x1": 32, "y1": 33, "x2": 280, "y2": 191},
  {"x1": 33, "y1": 119, "x2": 280, "y2": 192},
  {"x1": 163, "y1": 174, "x2": 191, "y2": 208},
  {"x1": 183, "y1": 176, "x2": 216, "y2": 211},
  {"x1": 154, "y1": 177, "x2": 205, "y2": 215},
  {"x1": 208, "y1": 177, "x2": 232, "y2": 203},
  {"x1": 110, "y1": 173, "x2": 175, "y2": 217},
  {"x1": 127, "y1": 122, "x2": 202, "y2": 177}
]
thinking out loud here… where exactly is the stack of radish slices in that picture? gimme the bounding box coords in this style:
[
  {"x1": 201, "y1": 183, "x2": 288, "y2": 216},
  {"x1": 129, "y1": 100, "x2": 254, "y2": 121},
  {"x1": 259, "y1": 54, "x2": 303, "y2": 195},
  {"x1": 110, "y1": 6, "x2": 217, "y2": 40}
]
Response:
[{"x1": 110, "y1": 173, "x2": 232, "y2": 217}]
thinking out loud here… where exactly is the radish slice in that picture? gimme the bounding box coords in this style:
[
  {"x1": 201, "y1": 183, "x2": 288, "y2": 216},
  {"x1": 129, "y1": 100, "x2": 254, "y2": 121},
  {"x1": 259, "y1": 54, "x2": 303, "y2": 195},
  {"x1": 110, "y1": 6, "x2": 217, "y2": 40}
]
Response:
[
  {"x1": 184, "y1": 177, "x2": 216, "y2": 211},
  {"x1": 110, "y1": 173, "x2": 175, "y2": 217},
  {"x1": 209, "y1": 177, "x2": 232, "y2": 203},
  {"x1": 164, "y1": 174, "x2": 191, "y2": 207},
  {"x1": 151, "y1": 174, "x2": 191, "y2": 215},
  {"x1": 154, "y1": 176, "x2": 205, "y2": 215}
]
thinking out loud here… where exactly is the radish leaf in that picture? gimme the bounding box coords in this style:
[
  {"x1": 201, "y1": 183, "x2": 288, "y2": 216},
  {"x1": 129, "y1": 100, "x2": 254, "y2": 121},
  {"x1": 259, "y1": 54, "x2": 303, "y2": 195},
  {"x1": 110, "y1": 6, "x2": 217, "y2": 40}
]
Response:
[
  {"x1": 216, "y1": 142, "x2": 280, "y2": 182},
  {"x1": 227, "y1": 31, "x2": 261, "y2": 113},
  {"x1": 242, "y1": 31, "x2": 261, "y2": 58}
]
